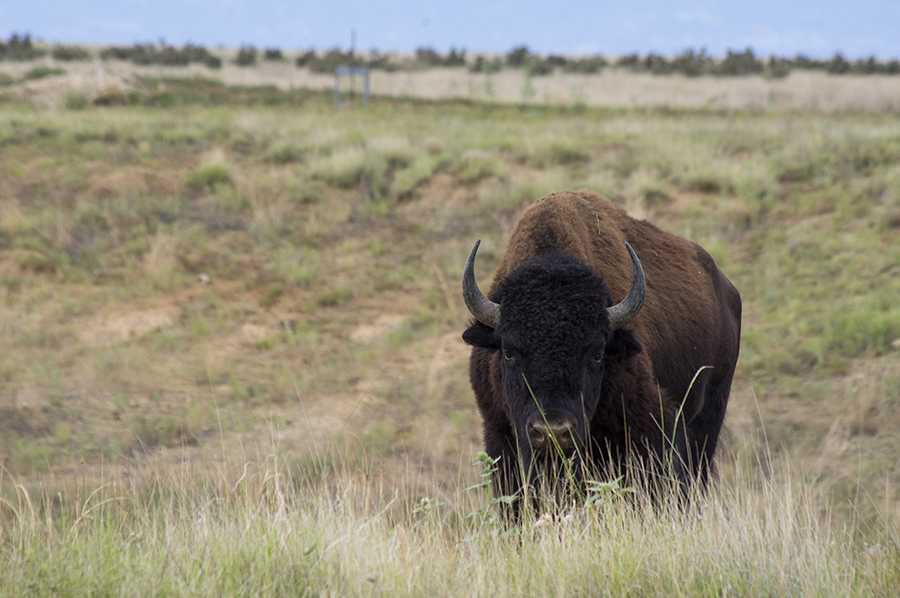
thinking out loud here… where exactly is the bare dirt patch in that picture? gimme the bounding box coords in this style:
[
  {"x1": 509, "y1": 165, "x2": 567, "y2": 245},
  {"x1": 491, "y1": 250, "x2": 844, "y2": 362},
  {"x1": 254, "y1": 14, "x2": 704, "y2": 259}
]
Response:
[
  {"x1": 79, "y1": 308, "x2": 176, "y2": 347},
  {"x1": 350, "y1": 313, "x2": 406, "y2": 344}
]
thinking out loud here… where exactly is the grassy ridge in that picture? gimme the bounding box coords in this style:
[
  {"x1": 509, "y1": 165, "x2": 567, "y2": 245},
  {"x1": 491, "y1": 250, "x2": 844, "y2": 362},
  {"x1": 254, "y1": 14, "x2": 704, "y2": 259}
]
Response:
[{"x1": 1, "y1": 86, "x2": 900, "y2": 591}]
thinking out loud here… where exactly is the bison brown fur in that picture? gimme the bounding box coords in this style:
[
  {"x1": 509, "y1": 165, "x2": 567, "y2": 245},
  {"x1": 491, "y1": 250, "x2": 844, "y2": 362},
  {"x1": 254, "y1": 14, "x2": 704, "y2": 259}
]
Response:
[{"x1": 462, "y1": 190, "x2": 741, "y2": 514}]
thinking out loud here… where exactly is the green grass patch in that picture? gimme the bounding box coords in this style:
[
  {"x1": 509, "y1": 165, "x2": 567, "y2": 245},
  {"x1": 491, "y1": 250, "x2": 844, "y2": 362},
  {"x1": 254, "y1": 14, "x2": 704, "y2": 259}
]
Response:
[
  {"x1": 456, "y1": 149, "x2": 508, "y2": 183},
  {"x1": 392, "y1": 156, "x2": 441, "y2": 197},
  {"x1": 20, "y1": 66, "x2": 66, "y2": 82},
  {"x1": 186, "y1": 161, "x2": 233, "y2": 191},
  {"x1": 315, "y1": 285, "x2": 353, "y2": 308}
]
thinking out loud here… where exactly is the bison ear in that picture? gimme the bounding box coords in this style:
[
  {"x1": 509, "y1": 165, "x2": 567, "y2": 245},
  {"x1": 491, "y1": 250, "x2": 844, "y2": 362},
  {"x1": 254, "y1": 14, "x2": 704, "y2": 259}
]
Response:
[
  {"x1": 606, "y1": 328, "x2": 643, "y2": 360},
  {"x1": 462, "y1": 320, "x2": 501, "y2": 350}
]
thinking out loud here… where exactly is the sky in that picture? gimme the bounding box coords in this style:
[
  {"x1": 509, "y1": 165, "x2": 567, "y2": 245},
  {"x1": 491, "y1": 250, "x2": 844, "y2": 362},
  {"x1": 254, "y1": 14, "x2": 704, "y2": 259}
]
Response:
[{"x1": 2, "y1": 1, "x2": 899, "y2": 60}]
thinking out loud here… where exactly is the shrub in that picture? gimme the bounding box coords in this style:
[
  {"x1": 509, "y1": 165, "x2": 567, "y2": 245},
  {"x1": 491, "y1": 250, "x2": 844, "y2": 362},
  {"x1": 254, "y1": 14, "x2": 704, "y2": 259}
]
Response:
[
  {"x1": 413, "y1": 47, "x2": 466, "y2": 68},
  {"x1": 671, "y1": 49, "x2": 712, "y2": 76},
  {"x1": 159, "y1": 46, "x2": 191, "y2": 66},
  {"x1": 456, "y1": 149, "x2": 508, "y2": 183},
  {"x1": 263, "y1": 48, "x2": 284, "y2": 61},
  {"x1": 181, "y1": 43, "x2": 213, "y2": 63},
  {"x1": 445, "y1": 48, "x2": 466, "y2": 67},
  {"x1": 644, "y1": 53, "x2": 673, "y2": 75},
  {"x1": 469, "y1": 55, "x2": 502, "y2": 74},
  {"x1": 713, "y1": 48, "x2": 764, "y2": 76},
  {"x1": 0, "y1": 33, "x2": 46, "y2": 61},
  {"x1": 185, "y1": 162, "x2": 233, "y2": 191},
  {"x1": 21, "y1": 67, "x2": 66, "y2": 82},
  {"x1": 234, "y1": 45, "x2": 257, "y2": 66},
  {"x1": 826, "y1": 53, "x2": 851, "y2": 75},
  {"x1": 265, "y1": 143, "x2": 304, "y2": 164},
  {"x1": 310, "y1": 147, "x2": 367, "y2": 188},
  {"x1": 302, "y1": 48, "x2": 356, "y2": 73},
  {"x1": 295, "y1": 50, "x2": 316, "y2": 67},
  {"x1": 415, "y1": 47, "x2": 443, "y2": 68},
  {"x1": 765, "y1": 57, "x2": 792, "y2": 79},
  {"x1": 790, "y1": 54, "x2": 828, "y2": 70},
  {"x1": 392, "y1": 157, "x2": 440, "y2": 197},
  {"x1": 562, "y1": 55, "x2": 607, "y2": 74},
  {"x1": 365, "y1": 51, "x2": 396, "y2": 71},
  {"x1": 506, "y1": 45, "x2": 530, "y2": 68},
  {"x1": 528, "y1": 57, "x2": 556, "y2": 76},
  {"x1": 99, "y1": 43, "x2": 219, "y2": 68},
  {"x1": 99, "y1": 46, "x2": 132, "y2": 61},
  {"x1": 64, "y1": 91, "x2": 90, "y2": 110},
  {"x1": 546, "y1": 143, "x2": 589, "y2": 164},
  {"x1": 616, "y1": 54, "x2": 642, "y2": 70},
  {"x1": 51, "y1": 45, "x2": 91, "y2": 61}
]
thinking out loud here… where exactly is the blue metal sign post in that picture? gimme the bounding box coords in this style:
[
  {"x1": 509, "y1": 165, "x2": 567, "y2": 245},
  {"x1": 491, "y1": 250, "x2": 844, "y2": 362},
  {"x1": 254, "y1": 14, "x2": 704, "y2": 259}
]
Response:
[{"x1": 334, "y1": 67, "x2": 370, "y2": 108}]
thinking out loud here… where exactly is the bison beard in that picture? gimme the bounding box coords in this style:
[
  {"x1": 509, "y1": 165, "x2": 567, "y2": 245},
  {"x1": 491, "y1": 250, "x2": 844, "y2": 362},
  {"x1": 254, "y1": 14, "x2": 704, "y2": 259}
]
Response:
[{"x1": 461, "y1": 190, "x2": 741, "y2": 519}]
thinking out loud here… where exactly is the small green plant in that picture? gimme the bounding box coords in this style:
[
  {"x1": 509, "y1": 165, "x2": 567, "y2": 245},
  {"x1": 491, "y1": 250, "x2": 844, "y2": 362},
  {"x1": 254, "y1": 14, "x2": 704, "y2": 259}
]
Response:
[
  {"x1": 260, "y1": 283, "x2": 285, "y2": 308},
  {"x1": 584, "y1": 477, "x2": 635, "y2": 512},
  {"x1": 310, "y1": 147, "x2": 366, "y2": 188},
  {"x1": 392, "y1": 156, "x2": 440, "y2": 197},
  {"x1": 456, "y1": 150, "x2": 508, "y2": 183},
  {"x1": 285, "y1": 177, "x2": 326, "y2": 204},
  {"x1": 411, "y1": 496, "x2": 445, "y2": 531},
  {"x1": 185, "y1": 162, "x2": 233, "y2": 191},
  {"x1": 465, "y1": 452, "x2": 519, "y2": 538},
  {"x1": 521, "y1": 70, "x2": 536, "y2": 102},
  {"x1": 315, "y1": 285, "x2": 352, "y2": 308},
  {"x1": 64, "y1": 91, "x2": 90, "y2": 110},
  {"x1": 265, "y1": 143, "x2": 304, "y2": 164}
]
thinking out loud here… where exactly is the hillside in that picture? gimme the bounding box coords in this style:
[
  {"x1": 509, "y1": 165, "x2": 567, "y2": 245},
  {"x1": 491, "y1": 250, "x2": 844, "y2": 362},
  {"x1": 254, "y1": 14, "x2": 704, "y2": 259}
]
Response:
[{"x1": 0, "y1": 81, "x2": 899, "y2": 594}]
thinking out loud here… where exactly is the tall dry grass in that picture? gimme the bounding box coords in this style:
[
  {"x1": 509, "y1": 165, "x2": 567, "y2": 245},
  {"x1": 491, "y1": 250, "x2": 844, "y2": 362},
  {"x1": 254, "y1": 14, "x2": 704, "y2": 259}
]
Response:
[{"x1": 1, "y1": 439, "x2": 898, "y2": 596}]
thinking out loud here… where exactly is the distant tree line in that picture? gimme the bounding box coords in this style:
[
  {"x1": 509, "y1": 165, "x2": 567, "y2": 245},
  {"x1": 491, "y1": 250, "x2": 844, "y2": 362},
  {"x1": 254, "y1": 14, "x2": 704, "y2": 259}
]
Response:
[
  {"x1": 99, "y1": 44, "x2": 223, "y2": 68},
  {"x1": 294, "y1": 47, "x2": 467, "y2": 72},
  {"x1": 494, "y1": 46, "x2": 900, "y2": 78},
  {"x1": 611, "y1": 48, "x2": 900, "y2": 77},
  {"x1": 3, "y1": 33, "x2": 900, "y2": 78},
  {"x1": 0, "y1": 33, "x2": 46, "y2": 60}
]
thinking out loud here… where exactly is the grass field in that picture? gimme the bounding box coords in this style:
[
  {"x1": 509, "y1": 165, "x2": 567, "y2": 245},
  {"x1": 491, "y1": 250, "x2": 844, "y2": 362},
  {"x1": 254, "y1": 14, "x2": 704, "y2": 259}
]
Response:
[{"x1": 1, "y1": 77, "x2": 899, "y2": 594}]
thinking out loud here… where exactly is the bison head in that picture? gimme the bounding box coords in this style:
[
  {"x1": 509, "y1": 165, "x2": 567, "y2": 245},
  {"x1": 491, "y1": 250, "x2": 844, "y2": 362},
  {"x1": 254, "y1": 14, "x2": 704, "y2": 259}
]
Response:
[{"x1": 462, "y1": 241, "x2": 645, "y2": 465}]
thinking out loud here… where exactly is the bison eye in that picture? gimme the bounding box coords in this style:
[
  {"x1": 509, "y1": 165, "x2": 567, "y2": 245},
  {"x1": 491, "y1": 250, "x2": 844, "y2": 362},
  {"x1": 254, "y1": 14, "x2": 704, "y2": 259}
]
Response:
[
  {"x1": 503, "y1": 349, "x2": 514, "y2": 361},
  {"x1": 592, "y1": 350, "x2": 604, "y2": 363}
]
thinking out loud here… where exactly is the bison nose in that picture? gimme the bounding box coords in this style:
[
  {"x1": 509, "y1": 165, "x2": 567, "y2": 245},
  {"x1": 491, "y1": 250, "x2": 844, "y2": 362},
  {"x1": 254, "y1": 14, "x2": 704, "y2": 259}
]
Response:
[{"x1": 526, "y1": 412, "x2": 577, "y2": 452}]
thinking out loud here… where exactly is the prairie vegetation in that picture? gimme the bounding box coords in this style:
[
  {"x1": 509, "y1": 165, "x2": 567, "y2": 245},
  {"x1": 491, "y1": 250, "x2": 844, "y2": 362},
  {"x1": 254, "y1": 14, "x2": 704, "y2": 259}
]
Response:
[{"x1": 0, "y1": 80, "x2": 899, "y2": 594}]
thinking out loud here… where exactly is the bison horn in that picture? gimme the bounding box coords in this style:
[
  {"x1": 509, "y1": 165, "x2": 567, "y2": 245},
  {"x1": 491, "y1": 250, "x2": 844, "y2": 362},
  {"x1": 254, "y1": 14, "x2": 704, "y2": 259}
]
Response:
[
  {"x1": 607, "y1": 243, "x2": 646, "y2": 330},
  {"x1": 462, "y1": 240, "x2": 501, "y2": 329}
]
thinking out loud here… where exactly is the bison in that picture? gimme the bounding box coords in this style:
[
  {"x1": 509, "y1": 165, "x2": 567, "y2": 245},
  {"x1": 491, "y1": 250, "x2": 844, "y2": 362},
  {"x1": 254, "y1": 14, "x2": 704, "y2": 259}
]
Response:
[{"x1": 462, "y1": 190, "x2": 741, "y2": 513}]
